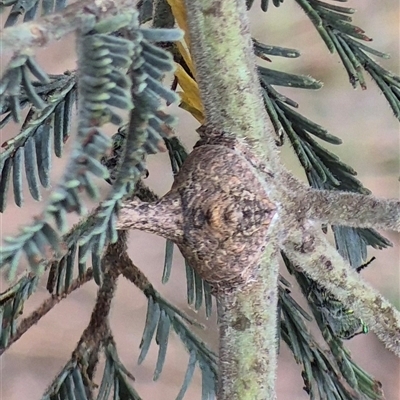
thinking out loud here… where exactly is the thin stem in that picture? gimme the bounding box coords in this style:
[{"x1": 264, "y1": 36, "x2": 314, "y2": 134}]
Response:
[
  {"x1": 0, "y1": 0, "x2": 137, "y2": 54},
  {"x1": 98, "y1": 228, "x2": 153, "y2": 293},
  {"x1": 118, "y1": 250, "x2": 152, "y2": 292},
  {"x1": 117, "y1": 193, "x2": 184, "y2": 241},
  {"x1": 302, "y1": 188, "x2": 400, "y2": 232},
  {"x1": 68, "y1": 231, "x2": 135, "y2": 384},
  {"x1": 0, "y1": 269, "x2": 93, "y2": 356},
  {"x1": 183, "y1": 0, "x2": 278, "y2": 163},
  {"x1": 281, "y1": 221, "x2": 400, "y2": 356},
  {"x1": 73, "y1": 237, "x2": 123, "y2": 359}
]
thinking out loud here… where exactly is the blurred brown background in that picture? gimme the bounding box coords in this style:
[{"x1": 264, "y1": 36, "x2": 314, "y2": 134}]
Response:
[{"x1": 0, "y1": 1, "x2": 399, "y2": 399}]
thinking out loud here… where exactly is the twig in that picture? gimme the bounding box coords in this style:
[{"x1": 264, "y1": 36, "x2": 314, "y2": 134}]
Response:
[
  {"x1": 0, "y1": 0, "x2": 137, "y2": 55},
  {"x1": 118, "y1": 247, "x2": 152, "y2": 292},
  {"x1": 71, "y1": 234, "x2": 125, "y2": 383},
  {"x1": 0, "y1": 269, "x2": 93, "y2": 355},
  {"x1": 86, "y1": 228, "x2": 152, "y2": 294},
  {"x1": 183, "y1": 0, "x2": 279, "y2": 166},
  {"x1": 75, "y1": 233, "x2": 127, "y2": 348},
  {"x1": 281, "y1": 221, "x2": 400, "y2": 356},
  {"x1": 117, "y1": 193, "x2": 184, "y2": 241},
  {"x1": 303, "y1": 188, "x2": 400, "y2": 232}
]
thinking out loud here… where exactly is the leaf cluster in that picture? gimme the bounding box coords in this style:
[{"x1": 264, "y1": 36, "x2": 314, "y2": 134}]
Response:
[{"x1": 248, "y1": 0, "x2": 400, "y2": 118}]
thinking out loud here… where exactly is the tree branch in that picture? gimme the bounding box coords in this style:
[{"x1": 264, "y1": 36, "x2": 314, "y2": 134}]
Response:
[
  {"x1": 183, "y1": 1, "x2": 282, "y2": 397},
  {"x1": 281, "y1": 221, "x2": 400, "y2": 356},
  {"x1": 183, "y1": 0, "x2": 278, "y2": 163},
  {"x1": 302, "y1": 188, "x2": 400, "y2": 232},
  {"x1": 118, "y1": 249, "x2": 152, "y2": 292},
  {"x1": 217, "y1": 239, "x2": 279, "y2": 400},
  {"x1": 73, "y1": 237, "x2": 123, "y2": 368},
  {"x1": 117, "y1": 193, "x2": 184, "y2": 241},
  {"x1": 0, "y1": 0, "x2": 137, "y2": 55}
]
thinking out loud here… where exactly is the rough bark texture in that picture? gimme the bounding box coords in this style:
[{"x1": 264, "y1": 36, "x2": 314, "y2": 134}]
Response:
[
  {"x1": 182, "y1": 0, "x2": 278, "y2": 164},
  {"x1": 182, "y1": 1, "x2": 282, "y2": 398},
  {"x1": 217, "y1": 240, "x2": 279, "y2": 400},
  {"x1": 281, "y1": 221, "x2": 400, "y2": 356},
  {"x1": 0, "y1": 0, "x2": 138, "y2": 54},
  {"x1": 170, "y1": 133, "x2": 276, "y2": 287}
]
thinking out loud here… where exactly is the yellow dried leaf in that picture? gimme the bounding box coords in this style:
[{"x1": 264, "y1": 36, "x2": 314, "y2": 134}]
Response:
[
  {"x1": 167, "y1": 0, "x2": 203, "y2": 122},
  {"x1": 175, "y1": 64, "x2": 204, "y2": 117},
  {"x1": 178, "y1": 95, "x2": 205, "y2": 123},
  {"x1": 177, "y1": 41, "x2": 195, "y2": 75}
]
